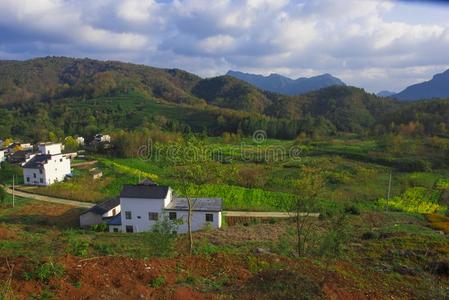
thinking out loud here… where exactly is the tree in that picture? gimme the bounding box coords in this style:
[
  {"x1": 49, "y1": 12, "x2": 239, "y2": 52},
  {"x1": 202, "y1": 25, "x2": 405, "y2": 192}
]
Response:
[
  {"x1": 174, "y1": 140, "x2": 224, "y2": 255},
  {"x1": 290, "y1": 167, "x2": 324, "y2": 256},
  {"x1": 0, "y1": 186, "x2": 6, "y2": 206}
]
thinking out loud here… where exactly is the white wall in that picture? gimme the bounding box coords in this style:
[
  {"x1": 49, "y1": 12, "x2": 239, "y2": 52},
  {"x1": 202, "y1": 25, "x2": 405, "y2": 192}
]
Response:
[
  {"x1": 23, "y1": 153, "x2": 71, "y2": 186},
  {"x1": 0, "y1": 150, "x2": 4, "y2": 162},
  {"x1": 120, "y1": 196, "x2": 168, "y2": 233},
  {"x1": 39, "y1": 143, "x2": 62, "y2": 155},
  {"x1": 167, "y1": 210, "x2": 221, "y2": 233},
  {"x1": 102, "y1": 205, "x2": 121, "y2": 218},
  {"x1": 109, "y1": 225, "x2": 122, "y2": 232}
]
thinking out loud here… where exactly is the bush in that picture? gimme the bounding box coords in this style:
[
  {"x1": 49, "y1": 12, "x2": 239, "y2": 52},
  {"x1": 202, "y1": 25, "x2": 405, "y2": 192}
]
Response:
[
  {"x1": 24, "y1": 262, "x2": 65, "y2": 282},
  {"x1": 149, "y1": 276, "x2": 166, "y2": 288},
  {"x1": 90, "y1": 222, "x2": 108, "y2": 232},
  {"x1": 344, "y1": 204, "x2": 360, "y2": 215},
  {"x1": 361, "y1": 231, "x2": 378, "y2": 240}
]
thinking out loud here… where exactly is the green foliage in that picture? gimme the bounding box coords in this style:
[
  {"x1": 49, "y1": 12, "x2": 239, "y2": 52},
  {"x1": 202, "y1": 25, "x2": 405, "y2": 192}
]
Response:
[
  {"x1": 24, "y1": 261, "x2": 65, "y2": 282},
  {"x1": 149, "y1": 276, "x2": 166, "y2": 288},
  {"x1": 378, "y1": 187, "x2": 446, "y2": 213},
  {"x1": 0, "y1": 186, "x2": 6, "y2": 205},
  {"x1": 90, "y1": 223, "x2": 108, "y2": 232}
]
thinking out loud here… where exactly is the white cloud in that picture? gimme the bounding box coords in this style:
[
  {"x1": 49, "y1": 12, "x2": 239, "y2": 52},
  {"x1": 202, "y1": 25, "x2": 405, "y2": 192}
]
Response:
[{"x1": 0, "y1": 0, "x2": 448, "y2": 92}]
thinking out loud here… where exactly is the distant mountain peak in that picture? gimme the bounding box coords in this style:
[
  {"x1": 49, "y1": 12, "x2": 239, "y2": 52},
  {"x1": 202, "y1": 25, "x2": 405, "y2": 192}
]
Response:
[
  {"x1": 394, "y1": 68, "x2": 449, "y2": 101},
  {"x1": 226, "y1": 70, "x2": 345, "y2": 96}
]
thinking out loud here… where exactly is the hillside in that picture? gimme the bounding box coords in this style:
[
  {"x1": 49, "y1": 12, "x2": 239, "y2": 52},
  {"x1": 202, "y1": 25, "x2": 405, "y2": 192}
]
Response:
[
  {"x1": 227, "y1": 70, "x2": 345, "y2": 96},
  {"x1": 0, "y1": 56, "x2": 203, "y2": 105},
  {"x1": 395, "y1": 69, "x2": 449, "y2": 101}
]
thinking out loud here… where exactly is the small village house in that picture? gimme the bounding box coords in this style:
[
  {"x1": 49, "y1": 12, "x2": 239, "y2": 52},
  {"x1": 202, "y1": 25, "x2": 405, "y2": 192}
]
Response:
[
  {"x1": 22, "y1": 143, "x2": 71, "y2": 186},
  {"x1": 80, "y1": 180, "x2": 222, "y2": 233},
  {"x1": 79, "y1": 198, "x2": 120, "y2": 228},
  {"x1": 0, "y1": 149, "x2": 5, "y2": 163},
  {"x1": 94, "y1": 134, "x2": 111, "y2": 143},
  {"x1": 8, "y1": 150, "x2": 35, "y2": 165}
]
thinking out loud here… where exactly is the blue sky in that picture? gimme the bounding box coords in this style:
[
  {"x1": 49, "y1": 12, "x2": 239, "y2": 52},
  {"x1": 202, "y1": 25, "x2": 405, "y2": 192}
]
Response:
[{"x1": 0, "y1": 0, "x2": 448, "y2": 93}]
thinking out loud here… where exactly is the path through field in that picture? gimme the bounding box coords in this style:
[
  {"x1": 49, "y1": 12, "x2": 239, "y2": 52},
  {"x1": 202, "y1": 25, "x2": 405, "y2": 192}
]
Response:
[{"x1": 2, "y1": 185, "x2": 319, "y2": 218}]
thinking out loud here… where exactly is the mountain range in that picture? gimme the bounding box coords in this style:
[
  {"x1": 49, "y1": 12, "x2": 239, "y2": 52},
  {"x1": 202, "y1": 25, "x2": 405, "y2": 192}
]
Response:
[
  {"x1": 2, "y1": 57, "x2": 449, "y2": 140},
  {"x1": 394, "y1": 69, "x2": 449, "y2": 101},
  {"x1": 226, "y1": 70, "x2": 345, "y2": 96}
]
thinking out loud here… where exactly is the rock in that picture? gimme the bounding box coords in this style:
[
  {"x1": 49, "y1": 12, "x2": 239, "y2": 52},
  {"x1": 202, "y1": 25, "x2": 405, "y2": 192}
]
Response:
[{"x1": 255, "y1": 247, "x2": 271, "y2": 255}]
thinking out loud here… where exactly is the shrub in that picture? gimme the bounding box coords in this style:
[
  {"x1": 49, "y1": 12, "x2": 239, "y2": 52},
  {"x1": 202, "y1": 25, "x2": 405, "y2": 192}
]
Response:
[
  {"x1": 378, "y1": 187, "x2": 446, "y2": 214},
  {"x1": 90, "y1": 222, "x2": 108, "y2": 232},
  {"x1": 24, "y1": 262, "x2": 65, "y2": 282},
  {"x1": 149, "y1": 276, "x2": 166, "y2": 288},
  {"x1": 361, "y1": 231, "x2": 378, "y2": 240},
  {"x1": 344, "y1": 204, "x2": 360, "y2": 215}
]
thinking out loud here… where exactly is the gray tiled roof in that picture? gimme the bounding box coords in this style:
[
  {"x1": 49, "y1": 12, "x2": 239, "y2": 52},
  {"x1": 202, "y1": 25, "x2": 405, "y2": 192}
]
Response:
[
  {"x1": 22, "y1": 154, "x2": 51, "y2": 168},
  {"x1": 81, "y1": 197, "x2": 120, "y2": 215},
  {"x1": 165, "y1": 198, "x2": 222, "y2": 212},
  {"x1": 107, "y1": 213, "x2": 122, "y2": 225},
  {"x1": 120, "y1": 185, "x2": 169, "y2": 199}
]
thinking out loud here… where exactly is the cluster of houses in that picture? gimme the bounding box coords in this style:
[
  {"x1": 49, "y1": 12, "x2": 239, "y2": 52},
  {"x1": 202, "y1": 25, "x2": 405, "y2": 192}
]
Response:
[
  {"x1": 80, "y1": 179, "x2": 223, "y2": 233},
  {"x1": 0, "y1": 134, "x2": 112, "y2": 186}
]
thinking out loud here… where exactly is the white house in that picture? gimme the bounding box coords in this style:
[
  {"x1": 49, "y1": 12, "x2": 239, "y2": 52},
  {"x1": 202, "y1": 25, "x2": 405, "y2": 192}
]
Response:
[
  {"x1": 76, "y1": 137, "x2": 85, "y2": 145},
  {"x1": 102, "y1": 180, "x2": 222, "y2": 233},
  {"x1": 79, "y1": 198, "x2": 120, "y2": 228},
  {"x1": 94, "y1": 134, "x2": 111, "y2": 143},
  {"x1": 22, "y1": 143, "x2": 71, "y2": 186},
  {"x1": 0, "y1": 149, "x2": 5, "y2": 163}
]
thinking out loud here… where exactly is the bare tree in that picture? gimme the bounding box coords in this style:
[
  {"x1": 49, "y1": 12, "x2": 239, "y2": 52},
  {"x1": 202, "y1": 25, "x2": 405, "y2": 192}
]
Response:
[{"x1": 291, "y1": 167, "x2": 324, "y2": 257}]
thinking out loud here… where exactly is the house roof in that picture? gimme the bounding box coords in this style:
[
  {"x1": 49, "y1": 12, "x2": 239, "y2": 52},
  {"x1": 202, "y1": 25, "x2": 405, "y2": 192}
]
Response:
[
  {"x1": 165, "y1": 198, "x2": 223, "y2": 212},
  {"x1": 107, "y1": 213, "x2": 122, "y2": 226},
  {"x1": 120, "y1": 185, "x2": 169, "y2": 199},
  {"x1": 81, "y1": 197, "x2": 120, "y2": 215},
  {"x1": 22, "y1": 154, "x2": 50, "y2": 169}
]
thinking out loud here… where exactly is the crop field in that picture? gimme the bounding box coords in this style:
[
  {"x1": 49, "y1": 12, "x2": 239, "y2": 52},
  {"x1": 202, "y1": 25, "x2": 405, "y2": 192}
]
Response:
[{"x1": 16, "y1": 136, "x2": 449, "y2": 214}]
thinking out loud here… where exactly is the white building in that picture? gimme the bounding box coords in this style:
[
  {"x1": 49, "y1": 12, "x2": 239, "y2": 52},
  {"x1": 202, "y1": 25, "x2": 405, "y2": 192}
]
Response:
[
  {"x1": 76, "y1": 137, "x2": 85, "y2": 145},
  {"x1": 22, "y1": 143, "x2": 71, "y2": 186},
  {"x1": 0, "y1": 149, "x2": 5, "y2": 163},
  {"x1": 79, "y1": 198, "x2": 120, "y2": 228},
  {"x1": 101, "y1": 180, "x2": 222, "y2": 233},
  {"x1": 94, "y1": 134, "x2": 111, "y2": 143}
]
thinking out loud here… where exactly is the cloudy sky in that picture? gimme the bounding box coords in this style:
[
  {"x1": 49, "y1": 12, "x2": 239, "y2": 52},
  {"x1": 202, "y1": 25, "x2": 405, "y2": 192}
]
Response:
[{"x1": 0, "y1": 0, "x2": 448, "y2": 93}]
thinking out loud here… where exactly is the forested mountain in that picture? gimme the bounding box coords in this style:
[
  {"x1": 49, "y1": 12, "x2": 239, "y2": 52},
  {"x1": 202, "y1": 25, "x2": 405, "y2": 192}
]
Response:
[
  {"x1": 394, "y1": 69, "x2": 449, "y2": 101},
  {"x1": 377, "y1": 91, "x2": 396, "y2": 97},
  {"x1": 0, "y1": 56, "x2": 203, "y2": 105},
  {"x1": 226, "y1": 70, "x2": 345, "y2": 95},
  {"x1": 2, "y1": 57, "x2": 449, "y2": 141}
]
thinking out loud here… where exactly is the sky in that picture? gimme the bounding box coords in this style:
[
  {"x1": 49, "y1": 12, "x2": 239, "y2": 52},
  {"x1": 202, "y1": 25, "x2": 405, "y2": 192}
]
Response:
[{"x1": 0, "y1": 0, "x2": 449, "y2": 93}]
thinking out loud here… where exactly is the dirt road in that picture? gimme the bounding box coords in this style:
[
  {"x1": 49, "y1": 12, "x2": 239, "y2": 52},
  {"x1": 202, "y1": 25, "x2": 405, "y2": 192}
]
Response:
[{"x1": 2, "y1": 185, "x2": 93, "y2": 209}]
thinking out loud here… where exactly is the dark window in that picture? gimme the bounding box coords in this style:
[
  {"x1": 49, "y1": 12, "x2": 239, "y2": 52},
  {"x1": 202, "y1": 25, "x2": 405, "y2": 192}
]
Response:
[
  {"x1": 26, "y1": 177, "x2": 30, "y2": 182},
  {"x1": 33, "y1": 173, "x2": 36, "y2": 178},
  {"x1": 169, "y1": 212, "x2": 177, "y2": 220},
  {"x1": 112, "y1": 208, "x2": 116, "y2": 216},
  {"x1": 137, "y1": 216, "x2": 141, "y2": 219},
  {"x1": 113, "y1": 228, "x2": 118, "y2": 232},
  {"x1": 125, "y1": 211, "x2": 132, "y2": 219},
  {"x1": 39, "y1": 178, "x2": 43, "y2": 183},
  {"x1": 39, "y1": 169, "x2": 43, "y2": 174},
  {"x1": 206, "y1": 214, "x2": 214, "y2": 222},
  {"x1": 126, "y1": 225, "x2": 133, "y2": 233},
  {"x1": 60, "y1": 159, "x2": 63, "y2": 162},
  {"x1": 149, "y1": 212, "x2": 159, "y2": 221}
]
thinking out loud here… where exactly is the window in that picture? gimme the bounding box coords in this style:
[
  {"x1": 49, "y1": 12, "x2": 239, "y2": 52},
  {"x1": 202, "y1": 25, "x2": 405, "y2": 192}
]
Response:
[
  {"x1": 33, "y1": 173, "x2": 36, "y2": 178},
  {"x1": 113, "y1": 228, "x2": 118, "y2": 232},
  {"x1": 39, "y1": 169, "x2": 43, "y2": 174},
  {"x1": 137, "y1": 216, "x2": 141, "y2": 219},
  {"x1": 149, "y1": 212, "x2": 159, "y2": 221},
  {"x1": 39, "y1": 178, "x2": 43, "y2": 183},
  {"x1": 125, "y1": 211, "x2": 132, "y2": 219},
  {"x1": 60, "y1": 159, "x2": 63, "y2": 162},
  {"x1": 26, "y1": 177, "x2": 30, "y2": 182},
  {"x1": 205, "y1": 213, "x2": 214, "y2": 222},
  {"x1": 112, "y1": 208, "x2": 116, "y2": 216},
  {"x1": 126, "y1": 225, "x2": 133, "y2": 233},
  {"x1": 169, "y1": 212, "x2": 177, "y2": 220}
]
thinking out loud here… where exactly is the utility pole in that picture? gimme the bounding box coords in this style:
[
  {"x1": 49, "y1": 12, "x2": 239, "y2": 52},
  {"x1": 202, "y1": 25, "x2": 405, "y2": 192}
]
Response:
[
  {"x1": 12, "y1": 175, "x2": 15, "y2": 207},
  {"x1": 386, "y1": 171, "x2": 392, "y2": 211}
]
